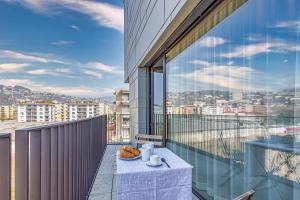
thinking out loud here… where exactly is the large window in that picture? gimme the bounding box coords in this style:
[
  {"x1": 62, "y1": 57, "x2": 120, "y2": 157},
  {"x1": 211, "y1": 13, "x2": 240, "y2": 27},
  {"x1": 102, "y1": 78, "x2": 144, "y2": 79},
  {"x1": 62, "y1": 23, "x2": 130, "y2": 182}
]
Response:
[
  {"x1": 166, "y1": 0, "x2": 300, "y2": 199},
  {"x1": 150, "y1": 59, "x2": 164, "y2": 136}
]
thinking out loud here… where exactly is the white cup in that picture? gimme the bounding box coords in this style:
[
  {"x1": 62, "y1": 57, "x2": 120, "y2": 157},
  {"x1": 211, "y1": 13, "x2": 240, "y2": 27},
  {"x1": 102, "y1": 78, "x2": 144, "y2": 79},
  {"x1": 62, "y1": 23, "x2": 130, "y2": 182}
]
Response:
[
  {"x1": 150, "y1": 155, "x2": 160, "y2": 165},
  {"x1": 142, "y1": 142, "x2": 154, "y2": 155},
  {"x1": 141, "y1": 147, "x2": 151, "y2": 162}
]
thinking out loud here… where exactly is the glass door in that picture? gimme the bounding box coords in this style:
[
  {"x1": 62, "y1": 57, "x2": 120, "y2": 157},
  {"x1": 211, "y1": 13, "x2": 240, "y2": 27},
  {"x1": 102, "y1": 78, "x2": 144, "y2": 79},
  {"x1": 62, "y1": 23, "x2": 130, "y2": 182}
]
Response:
[{"x1": 150, "y1": 58, "x2": 164, "y2": 136}]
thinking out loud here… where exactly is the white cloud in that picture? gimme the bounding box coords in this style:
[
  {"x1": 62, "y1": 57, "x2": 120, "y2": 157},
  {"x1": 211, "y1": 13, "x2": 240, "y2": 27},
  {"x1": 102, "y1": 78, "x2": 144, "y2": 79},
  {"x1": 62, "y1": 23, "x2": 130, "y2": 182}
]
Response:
[
  {"x1": 0, "y1": 63, "x2": 29, "y2": 73},
  {"x1": 27, "y1": 69, "x2": 54, "y2": 75},
  {"x1": 272, "y1": 20, "x2": 300, "y2": 32},
  {"x1": 179, "y1": 62, "x2": 257, "y2": 90},
  {"x1": 220, "y1": 40, "x2": 300, "y2": 58},
  {"x1": 0, "y1": 50, "x2": 66, "y2": 64},
  {"x1": 81, "y1": 69, "x2": 102, "y2": 79},
  {"x1": 51, "y1": 40, "x2": 74, "y2": 46},
  {"x1": 85, "y1": 62, "x2": 123, "y2": 75},
  {"x1": 221, "y1": 43, "x2": 272, "y2": 58},
  {"x1": 199, "y1": 36, "x2": 226, "y2": 47},
  {"x1": 60, "y1": 0, "x2": 124, "y2": 32},
  {"x1": 188, "y1": 60, "x2": 211, "y2": 66},
  {"x1": 0, "y1": 78, "x2": 33, "y2": 86},
  {"x1": 1, "y1": 0, "x2": 124, "y2": 32},
  {"x1": 55, "y1": 68, "x2": 71, "y2": 73},
  {"x1": 227, "y1": 61, "x2": 235, "y2": 65},
  {"x1": 27, "y1": 68, "x2": 78, "y2": 79},
  {"x1": 70, "y1": 25, "x2": 79, "y2": 31}
]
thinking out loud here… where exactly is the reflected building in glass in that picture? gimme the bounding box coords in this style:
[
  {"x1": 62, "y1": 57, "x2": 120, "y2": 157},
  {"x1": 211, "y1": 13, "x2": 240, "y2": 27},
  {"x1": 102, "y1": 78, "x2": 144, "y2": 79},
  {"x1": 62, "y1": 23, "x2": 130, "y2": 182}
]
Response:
[{"x1": 124, "y1": 0, "x2": 300, "y2": 199}]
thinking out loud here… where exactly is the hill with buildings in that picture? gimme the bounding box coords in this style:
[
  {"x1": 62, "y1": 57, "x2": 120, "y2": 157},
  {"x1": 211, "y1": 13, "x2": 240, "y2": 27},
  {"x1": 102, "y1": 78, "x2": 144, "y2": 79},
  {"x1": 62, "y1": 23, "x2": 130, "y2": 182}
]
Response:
[{"x1": 0, "y1": 84, "x2": 113, "y2": 105}]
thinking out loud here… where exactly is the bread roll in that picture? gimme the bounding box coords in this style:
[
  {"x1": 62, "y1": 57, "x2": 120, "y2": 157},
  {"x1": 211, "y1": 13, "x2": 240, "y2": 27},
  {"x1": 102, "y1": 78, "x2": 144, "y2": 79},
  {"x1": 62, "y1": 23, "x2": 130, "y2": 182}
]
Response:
[
  {"x1": 120, "y1": 149, "x2": 135, "y2": 158},
  {"x1": 120, "y1": 146, "x2": 140, "y2": 156}
]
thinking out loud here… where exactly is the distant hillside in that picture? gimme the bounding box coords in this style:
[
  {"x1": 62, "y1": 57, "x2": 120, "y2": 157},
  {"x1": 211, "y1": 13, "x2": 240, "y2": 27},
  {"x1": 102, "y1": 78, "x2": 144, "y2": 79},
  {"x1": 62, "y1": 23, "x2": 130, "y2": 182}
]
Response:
[{"x1": 0, "y1": 84, "x2": 114, "y2": 105}]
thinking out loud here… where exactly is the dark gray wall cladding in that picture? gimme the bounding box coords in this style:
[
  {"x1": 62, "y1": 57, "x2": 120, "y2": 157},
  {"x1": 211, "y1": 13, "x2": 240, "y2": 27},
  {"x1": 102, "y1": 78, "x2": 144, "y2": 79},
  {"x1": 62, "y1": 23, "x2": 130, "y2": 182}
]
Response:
[
  {"x1": 124, "y1": 0, "x2": 184, "y2": 81},
  {"x1": 123, "y1": 0, "x2": 189, "y2": 138}
]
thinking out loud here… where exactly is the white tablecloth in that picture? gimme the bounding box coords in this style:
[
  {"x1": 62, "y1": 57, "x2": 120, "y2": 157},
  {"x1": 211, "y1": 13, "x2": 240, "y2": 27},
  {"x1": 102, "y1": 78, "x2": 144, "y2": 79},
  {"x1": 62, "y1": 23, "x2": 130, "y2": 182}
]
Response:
[{"x1": 116, "y1": 148, "x2": 193, "y2": 200}]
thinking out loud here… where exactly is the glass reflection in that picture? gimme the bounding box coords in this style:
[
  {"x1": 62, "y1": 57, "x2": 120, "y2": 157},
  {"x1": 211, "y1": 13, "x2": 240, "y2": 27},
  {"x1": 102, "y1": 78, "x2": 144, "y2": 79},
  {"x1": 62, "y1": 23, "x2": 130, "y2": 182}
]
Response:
[
  {"x1": 166, "y1": 0, "x2": 300, "y2": 199},
  {"x1": 151, "y1": 59, "x2": 164, "y2": 135}
]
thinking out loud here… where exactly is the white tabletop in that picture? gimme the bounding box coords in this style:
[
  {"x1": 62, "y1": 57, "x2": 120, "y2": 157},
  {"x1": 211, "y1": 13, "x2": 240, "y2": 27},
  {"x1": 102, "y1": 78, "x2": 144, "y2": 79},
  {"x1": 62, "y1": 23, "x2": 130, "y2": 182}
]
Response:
[{"x1": 116, "y1": 148, "x2": 193, "y2": 200}]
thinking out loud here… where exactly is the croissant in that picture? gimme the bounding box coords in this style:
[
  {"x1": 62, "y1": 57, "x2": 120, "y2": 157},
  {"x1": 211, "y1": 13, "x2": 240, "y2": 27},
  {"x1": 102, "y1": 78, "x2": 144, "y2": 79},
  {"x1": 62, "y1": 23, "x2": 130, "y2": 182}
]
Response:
[
  {"x1": 120, "y1": 149, "x2": 135, "y2": 158},
  {"x1": 121, "y1": 146, "x2": 140, "y2": 156}
]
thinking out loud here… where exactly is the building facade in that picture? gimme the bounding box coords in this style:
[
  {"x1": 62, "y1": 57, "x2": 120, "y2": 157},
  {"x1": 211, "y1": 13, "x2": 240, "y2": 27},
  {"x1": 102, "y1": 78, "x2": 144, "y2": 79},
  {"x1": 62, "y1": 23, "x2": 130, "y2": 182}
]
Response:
[
  {"x1": 0, "y1": 105, "x2": 16, "y2": 121},
  {"x1": 114, "y1": 89, "x2": 130, "y2": 142},
  {"x1": 124, "y1": 0, "x2": 300, "y2": 199},
  {"x1": 17, "y1": 101, "x2": 109, "y2": 122},
  {"x1": 17, "y1": 104, "x2": 55, "y2": 122},
  {"x1": 55, "y1": 103, "x2": 69, "y2": 122},
  {"x1": 98, "y1": 102, "x2": 114, "y2": 115},
  {"x1": 68, "y1": 103, "x2": 98, "y2": 121}
]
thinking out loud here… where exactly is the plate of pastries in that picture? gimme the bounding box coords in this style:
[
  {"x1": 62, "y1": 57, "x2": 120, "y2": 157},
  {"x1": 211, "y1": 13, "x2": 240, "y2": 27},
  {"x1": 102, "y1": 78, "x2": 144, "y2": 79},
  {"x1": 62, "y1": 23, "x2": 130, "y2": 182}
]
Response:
[{"x1": 118, "y1": 145, "x2": 141, "y2": 160}]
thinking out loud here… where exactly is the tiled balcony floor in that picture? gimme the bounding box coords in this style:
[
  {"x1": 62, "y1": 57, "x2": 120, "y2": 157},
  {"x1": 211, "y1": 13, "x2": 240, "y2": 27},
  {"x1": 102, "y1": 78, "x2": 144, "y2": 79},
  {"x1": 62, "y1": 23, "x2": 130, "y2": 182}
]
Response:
[{"x1": 88, "y1": 145, "x2": 200, "y2": 200}]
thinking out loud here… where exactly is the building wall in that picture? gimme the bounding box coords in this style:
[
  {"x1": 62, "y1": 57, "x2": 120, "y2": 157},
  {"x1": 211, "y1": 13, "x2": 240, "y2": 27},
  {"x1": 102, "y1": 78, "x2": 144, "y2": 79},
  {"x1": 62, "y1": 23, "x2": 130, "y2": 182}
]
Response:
[
  {"x1": 69, "y1": 105, "x2": 78, "y2": 121},
  {"x1": 17, "y1": 104, "x2": 55, "y2": 122},
  {"x1": 124, "y1": 0, "x2": 191, "y2": 79},
  {"x1": 0, "y1": 105, "x2": 16, "y2": 121},
  {"x1": 17, "y1": 106, "x2": 27, "y2": 122},
  {"x1": 55, "y1": 104, "x2": 69, "y2": 122},
  {"x1": 98, "y1": 103, "x2": 113, "y2": 115},
  {"x1": 17, "y1": 103, "x2": 105, "y2": 122},
  {"x1": 114, "y1": 89, "x2": 131, "y2": 142},
  {"x1": 124, "y1": 0, "x2": 200, "y2": 138}
]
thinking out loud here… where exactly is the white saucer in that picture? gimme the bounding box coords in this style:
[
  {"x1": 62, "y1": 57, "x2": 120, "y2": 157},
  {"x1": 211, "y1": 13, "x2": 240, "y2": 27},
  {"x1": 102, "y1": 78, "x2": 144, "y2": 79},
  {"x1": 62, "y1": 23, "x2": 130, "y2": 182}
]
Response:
[{"x1": 146, "y1": 161, "x2": 162, "y2": 167}]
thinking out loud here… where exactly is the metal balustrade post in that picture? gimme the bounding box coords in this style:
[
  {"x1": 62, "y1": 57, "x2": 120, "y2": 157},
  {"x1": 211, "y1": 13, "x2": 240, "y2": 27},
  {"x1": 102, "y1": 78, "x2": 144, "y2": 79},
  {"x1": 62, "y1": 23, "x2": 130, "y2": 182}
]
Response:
[
  {"x1": 57, "y1": 126, "x2": 64, "y2": 200},
  {"x1": 29, "y1": 130, "x2": 42, "y2": 200},
  {"x1": 15, "y1": 130, "x2": 29, "y2": 200},
  {"x1": 41, "y1": 128, "x2": 51, "y2": 200},
  {"x1": 0, "y1": 133, "x2": 11, "y2": 200},
  {"x1": 50, "y1": 127, "x2": 58, "y2": 200},
  {"x1": 63, "y1": 124, "x2": 69, "y2": 200}
]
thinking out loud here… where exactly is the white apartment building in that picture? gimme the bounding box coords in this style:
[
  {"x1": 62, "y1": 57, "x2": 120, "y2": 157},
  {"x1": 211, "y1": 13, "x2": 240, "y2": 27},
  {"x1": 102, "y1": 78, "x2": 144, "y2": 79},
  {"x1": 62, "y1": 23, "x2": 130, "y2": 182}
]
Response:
[
  {"x1": 69, "y1": 105, "x2": 78, "y2": 121},
  {"x1": 98, "y1": 102, "x2": 114, "y2": 115},
  {"x1": 17, "y1": 105, "x2": 26, "y2": 122},
  {"x1": 68, "y1": 104, "x2": 98, "y2": 121},
  {"x1": 17, "y1": 104, "x2": 55, "y2": 122},
  {"x1": 202, "y1": 105, "x2": 223, "y2": 115},
  {"x1": 18, "y1": 102, "x2": 103, "y2": 122}
]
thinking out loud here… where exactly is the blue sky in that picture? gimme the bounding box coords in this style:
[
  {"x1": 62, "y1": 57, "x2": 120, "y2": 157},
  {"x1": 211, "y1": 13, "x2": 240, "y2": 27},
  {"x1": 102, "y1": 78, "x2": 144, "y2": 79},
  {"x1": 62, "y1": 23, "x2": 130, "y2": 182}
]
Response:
[
  {"x1": 0, "y1": 0, "x2": 125, "y2": 97},
  {"x1": 167, "y1": 0, "x2": 300, "y2": 93}
]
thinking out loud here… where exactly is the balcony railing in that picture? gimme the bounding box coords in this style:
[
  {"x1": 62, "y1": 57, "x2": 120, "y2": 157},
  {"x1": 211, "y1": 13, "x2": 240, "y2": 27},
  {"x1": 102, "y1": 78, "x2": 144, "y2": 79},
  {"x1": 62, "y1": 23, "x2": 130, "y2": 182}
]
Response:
[
  {"x1": 165, "y1": 114, "x2": 300, "y2": 199},
  {"x1": 15, "y1": 115, "x2": 107, "y2": 200},
  {"x1": 0, "y1": 133, "x2": 11, "y2": 200},
  {"x1": 107, "y1": 114, "x2": 131, "y2": 144}
]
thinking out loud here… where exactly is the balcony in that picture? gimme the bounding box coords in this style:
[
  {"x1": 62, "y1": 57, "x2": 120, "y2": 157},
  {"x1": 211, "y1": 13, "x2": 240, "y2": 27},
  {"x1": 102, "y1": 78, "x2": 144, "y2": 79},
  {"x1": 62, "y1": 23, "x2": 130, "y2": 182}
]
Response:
[{"x1": 1, "y1": 114, "x2": 300, "y2": 200}]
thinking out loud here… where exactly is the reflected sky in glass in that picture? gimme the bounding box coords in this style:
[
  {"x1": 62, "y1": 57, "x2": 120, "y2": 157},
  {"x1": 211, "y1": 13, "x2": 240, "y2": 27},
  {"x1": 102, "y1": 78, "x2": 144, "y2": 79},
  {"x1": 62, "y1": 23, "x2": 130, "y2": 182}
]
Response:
[{"x1": 167, "y1": 0, "x2": 300, "y2": 93}]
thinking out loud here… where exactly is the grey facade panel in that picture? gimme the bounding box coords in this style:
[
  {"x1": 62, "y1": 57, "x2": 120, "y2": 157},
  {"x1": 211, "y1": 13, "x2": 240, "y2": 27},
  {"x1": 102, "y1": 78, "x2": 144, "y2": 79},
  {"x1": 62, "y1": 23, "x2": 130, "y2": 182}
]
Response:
[
  {"x1": 124, "y1": 0, "x2": 187, "y2": 81},
  {"x1": 123, "y1": 0, "x2": 199, "y2": 137}
]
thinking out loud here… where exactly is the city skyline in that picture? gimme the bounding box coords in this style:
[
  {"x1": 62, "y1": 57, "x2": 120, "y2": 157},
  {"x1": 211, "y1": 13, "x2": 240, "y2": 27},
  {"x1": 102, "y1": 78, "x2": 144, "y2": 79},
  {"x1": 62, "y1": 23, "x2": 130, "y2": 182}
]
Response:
[{"x1": 0, "y1": 0, "x2": 126, "y2": 98}]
